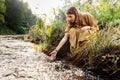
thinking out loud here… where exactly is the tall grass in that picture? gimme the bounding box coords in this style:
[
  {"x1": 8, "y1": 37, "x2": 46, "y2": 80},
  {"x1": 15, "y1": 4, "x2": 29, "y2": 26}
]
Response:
[
  {"x1": 84, "y1": 25, "x2": 120, "y2": 78},
  {"x1": 29, "y1": 18, "x2": 66, "y2": 54}
]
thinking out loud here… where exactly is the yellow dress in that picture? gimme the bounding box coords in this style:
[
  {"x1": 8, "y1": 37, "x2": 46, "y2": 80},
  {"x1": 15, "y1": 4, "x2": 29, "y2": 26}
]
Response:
[
  {"x1": 64, "y1": 13, "x2": 99, "y2": 65},
  {"x1": 64, "y1": 26, "x2": 98, "y2": 66},
  {"x1": 66, "y1": 26, "x2": 98, "y2": 59}
]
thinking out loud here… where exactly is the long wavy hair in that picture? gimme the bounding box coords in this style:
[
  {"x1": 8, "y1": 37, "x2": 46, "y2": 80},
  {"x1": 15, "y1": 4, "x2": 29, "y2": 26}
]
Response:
[
  {"x1": 66, "y1": 7, "x2": 99, "y2": 31},
  {"x1": 66, "y1": 7, "x2": 82, "y2": 28}
]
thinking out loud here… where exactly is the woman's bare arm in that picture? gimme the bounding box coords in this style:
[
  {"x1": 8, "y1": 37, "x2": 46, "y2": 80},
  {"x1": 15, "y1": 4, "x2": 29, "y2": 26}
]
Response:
[
  {"x1": 50, "y1": 33, "x2": 69, "y2": 61},
  {"x1": 55, "y1": 33, "x2": 69, "y2": 52}
]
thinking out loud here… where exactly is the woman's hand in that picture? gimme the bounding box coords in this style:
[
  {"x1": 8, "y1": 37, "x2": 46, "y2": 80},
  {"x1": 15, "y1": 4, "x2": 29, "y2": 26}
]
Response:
[
  {"x1": 50, "y1": 50, "x2": 57, "y2": 61},
  {"x1": 81, "y1": 26, "x2": 90, "y2": 31}
]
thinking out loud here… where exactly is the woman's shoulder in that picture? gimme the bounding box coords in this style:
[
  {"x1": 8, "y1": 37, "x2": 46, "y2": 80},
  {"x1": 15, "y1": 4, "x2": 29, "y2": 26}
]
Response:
[{"x1": 65, "y1": 26, "x2": 70, "y2": 33}]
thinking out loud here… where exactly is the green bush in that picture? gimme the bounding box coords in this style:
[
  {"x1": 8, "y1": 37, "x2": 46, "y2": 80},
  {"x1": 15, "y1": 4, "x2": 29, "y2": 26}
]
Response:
[
  {"x1": 80, "y1": 0, "x2": 120, "y2": 29},
  {"x1": 0, "y1": 25, "x2": 15, "y2": 35},
  {"x1": 84, "y1": 26, "x2": 120, "y2": 78}
]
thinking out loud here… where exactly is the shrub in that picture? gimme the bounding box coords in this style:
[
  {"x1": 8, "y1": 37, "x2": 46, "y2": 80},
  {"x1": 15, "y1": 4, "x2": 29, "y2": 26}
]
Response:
[{"x1": 84, "y1": 25, "x2": 120, "y2": 79}]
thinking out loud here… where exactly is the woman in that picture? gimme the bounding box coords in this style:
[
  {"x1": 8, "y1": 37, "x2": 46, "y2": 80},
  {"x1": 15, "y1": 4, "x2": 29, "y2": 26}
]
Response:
[{"x1": 50, "y1": 7, "x2": 99, "y2": 65}]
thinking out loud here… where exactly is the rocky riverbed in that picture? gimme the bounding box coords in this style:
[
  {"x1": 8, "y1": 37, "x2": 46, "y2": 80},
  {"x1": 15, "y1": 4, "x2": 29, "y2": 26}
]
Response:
[
  {"x1": 0, "y1": 36, "x2": 87, "y2": 80},
  {"x1": 0, "y1": 35, "x2": 104, "y2": 80}
]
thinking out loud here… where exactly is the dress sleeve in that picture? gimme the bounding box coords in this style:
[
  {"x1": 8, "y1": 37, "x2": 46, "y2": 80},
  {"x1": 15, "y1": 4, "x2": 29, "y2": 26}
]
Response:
[{"x1": 64, "y1": 26, "x2": 70, "y2": 33}]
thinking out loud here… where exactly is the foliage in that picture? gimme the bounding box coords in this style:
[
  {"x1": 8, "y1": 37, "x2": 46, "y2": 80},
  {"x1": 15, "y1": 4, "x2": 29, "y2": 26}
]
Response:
[
  {"x1": 29, "y1": 18, "x2": 53, "y2": 53},
  {"x1": 0, "y1": 0, "x2": 37, "y2": 34},
  {"x1": 83, "y1": 26, "x2": 120, "y2": 79},
  {"x1": 85, "y1": 0, "x2": 120, "y2": 29},
  {"x1": 0, "y1": 0, "x2": 6, "y2": 24},
  {"x1": 4, "y1": 0, "x2": 37, "y2": 34},
  {"x1": 29, "y1": 18, "x2": 45, "y2": 43},
  {"x1": 29, "y1": 18, "x2": 66, "y2": 54},
  {"x1": 0, "y1": 25, "x2": 15, "y2": 35}
]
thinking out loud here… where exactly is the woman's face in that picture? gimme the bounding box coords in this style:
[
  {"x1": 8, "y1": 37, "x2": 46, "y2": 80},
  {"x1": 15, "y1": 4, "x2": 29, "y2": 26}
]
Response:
[{"x1": 66, "y1": 14, "x2": 75, "y2": 23}]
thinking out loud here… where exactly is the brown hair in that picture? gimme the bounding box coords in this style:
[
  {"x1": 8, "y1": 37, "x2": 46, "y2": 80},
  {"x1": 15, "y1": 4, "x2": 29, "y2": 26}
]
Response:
[
  {"x1": 66, "y1": 7, "x2": 99, "y2": 32},
  {"x1": 66, "y1": 7, "x2": 82, "y2": 28}
]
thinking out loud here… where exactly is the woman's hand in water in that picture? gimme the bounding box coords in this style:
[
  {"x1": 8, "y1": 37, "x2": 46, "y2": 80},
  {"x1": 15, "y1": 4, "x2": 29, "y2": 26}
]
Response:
[{"x1": 50, "y1": 50, "x2": 58, "y2": 61}]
